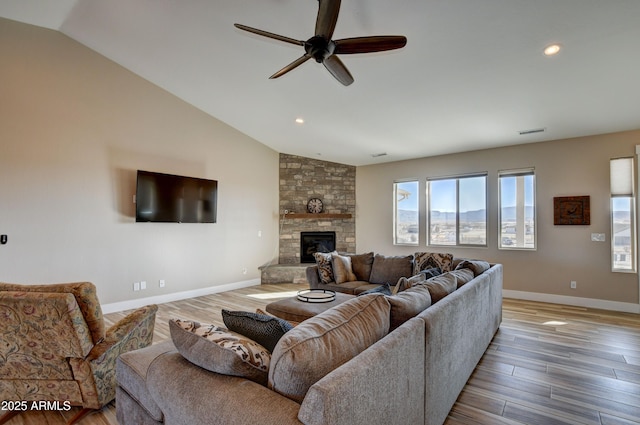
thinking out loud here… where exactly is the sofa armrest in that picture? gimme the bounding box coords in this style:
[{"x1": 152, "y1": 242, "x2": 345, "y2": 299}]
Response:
[
  {"x1": 70, "y1": 304, "x2": 158, "y2": 408},
  {"x1": 147, "y1": 351, "x2": 303, "y2": 425},
  {"x1": 299, "y1": 318, "x2": 425, "y2": 425},
  {"x1": 306, "y1": 266, "x2": 322, "y2": 289}
]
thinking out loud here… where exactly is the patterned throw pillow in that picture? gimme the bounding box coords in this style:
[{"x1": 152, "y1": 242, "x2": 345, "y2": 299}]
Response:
[
  {"x1": 414, "y1": 252, "x2": 454, "y2": 275},
  {"x1": 331, "y1": 253, "x2": 357, "y2": 284},
  {"x1": 314, "y1": 251, "x2": 336, "y2": 284},
  {"x1": 222, "y1": 309, "x2": 293, "y2": 352},
  {"x1": 169, "y1": 319, "x2": 270, "y2": 385}
]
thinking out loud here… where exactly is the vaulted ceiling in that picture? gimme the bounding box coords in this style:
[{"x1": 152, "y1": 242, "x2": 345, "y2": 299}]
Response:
[{"x1": 2, "y1": 0, "x2": 640, "y2": 165}]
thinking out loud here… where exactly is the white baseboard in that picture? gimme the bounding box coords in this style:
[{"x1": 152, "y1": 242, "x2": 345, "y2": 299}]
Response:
[
  {"x1": 503, "y1": 290, "x2": 640, "y2": 314},
  {"x1": 101, "y1": 278, "x2": 261, "y2": 314}
]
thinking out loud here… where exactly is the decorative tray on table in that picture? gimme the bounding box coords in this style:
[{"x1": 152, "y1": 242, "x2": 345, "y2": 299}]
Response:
[{"x1": 297, "y1": 289, "x2": 336, "y2": 303}]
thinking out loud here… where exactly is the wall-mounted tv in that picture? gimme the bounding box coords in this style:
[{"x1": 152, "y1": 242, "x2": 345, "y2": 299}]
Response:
[{"x1": 135, "y1": 170, "x2": 217, "y2": 223}]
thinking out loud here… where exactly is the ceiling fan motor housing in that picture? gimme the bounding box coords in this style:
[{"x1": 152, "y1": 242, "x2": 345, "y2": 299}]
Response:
[{"x1": 305, "y1": 36, "x2": 335, "y2": 62}]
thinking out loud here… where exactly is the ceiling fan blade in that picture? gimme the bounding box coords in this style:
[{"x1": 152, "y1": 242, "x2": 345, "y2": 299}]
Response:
[
  {"x1": 315, "y1": 0, "x2": 341, "y2": 40},
  {"x1": 234, "y1": 23, "x2": 304, "y2": 46},
  {"x1": 334, "y1": 36, "x2": 407, "y2": 54},
  {"x1": 270, "y1": 55, "x2": 312, "y2": 79},
  {"x1": 323, "y1": 55, "x2": 354, "y2": 86}
]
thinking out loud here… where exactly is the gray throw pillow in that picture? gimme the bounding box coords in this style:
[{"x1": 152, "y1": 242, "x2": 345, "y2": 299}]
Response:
[
  {"x1": 369, "y1": 254, "x2": 414, "y2": 285},
  {"x1": 222, "y1": 309, "x2": 293, "y2": 352}
]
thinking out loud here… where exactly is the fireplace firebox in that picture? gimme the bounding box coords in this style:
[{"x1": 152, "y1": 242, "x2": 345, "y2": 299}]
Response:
[{"x1": 300, "y1": 231, "x2": 336, "y2": 263}]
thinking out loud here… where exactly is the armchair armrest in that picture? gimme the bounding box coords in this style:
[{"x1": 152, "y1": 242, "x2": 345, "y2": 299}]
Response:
[{"x1": 70, "y1": 304, "x2": 158, "y2": 408}]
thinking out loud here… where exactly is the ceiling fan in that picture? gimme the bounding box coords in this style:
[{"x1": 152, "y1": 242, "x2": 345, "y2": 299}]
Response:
[{"x1": 234, "y1": 0, "x2": 407, "y2": 86}]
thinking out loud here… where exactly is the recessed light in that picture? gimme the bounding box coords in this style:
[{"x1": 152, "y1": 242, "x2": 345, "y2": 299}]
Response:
[
  {"x1": 544, "y1": 44, "x2": 561, "y2": 56},
  {"x1": 295, "y1": 118, "x2": 304, "y2": 124}
]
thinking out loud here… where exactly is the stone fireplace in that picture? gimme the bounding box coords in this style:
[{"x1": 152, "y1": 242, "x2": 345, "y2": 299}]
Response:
[{"x1": 278, "y1": 153, "x2": 356, "y2": 264}]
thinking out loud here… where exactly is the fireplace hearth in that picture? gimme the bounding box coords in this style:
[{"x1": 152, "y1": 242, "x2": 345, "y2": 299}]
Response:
[{"x1": 300, "y1": 231, "x2": 336, "y2": 263}]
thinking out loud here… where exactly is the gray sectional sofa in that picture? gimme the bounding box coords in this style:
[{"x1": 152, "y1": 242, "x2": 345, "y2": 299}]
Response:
[{"x1": 115, "y1": 261, "x2": 503, "y2": 425}]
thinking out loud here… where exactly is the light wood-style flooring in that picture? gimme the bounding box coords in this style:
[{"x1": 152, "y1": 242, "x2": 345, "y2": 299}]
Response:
[{"x1": 3, "y1": 283, "x2": 640, "y2": 425}]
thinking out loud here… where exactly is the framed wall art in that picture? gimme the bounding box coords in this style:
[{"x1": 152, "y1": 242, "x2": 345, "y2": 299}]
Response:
[{"x1": 553, "y1": 196, "x2": 590, "y2": 225}]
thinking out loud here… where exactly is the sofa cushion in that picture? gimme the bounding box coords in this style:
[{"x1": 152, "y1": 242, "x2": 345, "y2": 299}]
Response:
[
  {"x1": 169, "y1": 319, "x2": 270, "y2": 385},
  {"x1": 369, "y1": 254, "x2": 414, "y2": 285},
  {"x1": 314, "y1": 251, "x2": 335, "y2": 284},
  {"x1": 414, "y1": 252, "x2": 454, "y2": 274},
  {"x1": 394, "y1": 273, "x2": 427, "y2": 294},
  {"x1": 455, "y1": 259, "x2": 491, "y2": 277},
  {"x1": 222, "y1": 309, "x2": 293, "y2": 352},
  {"x1": 424, "y1": 273, "x2": 458, "y2": 303},
  {"x1": 386, "y1": 284, "x2": 432, "y2": 330},
  {"x1": 448, "y1": 268, "x2": 475, "y2": 288},
  {"x1": 331, "y1": 253, "x2": 357, "y2": 284},
  {"x1": 347, "y1": 252, "x2": 374, "y2": 281},
  {"x1": 268, "y1": 294, "x2": 390, "y2": 402}
]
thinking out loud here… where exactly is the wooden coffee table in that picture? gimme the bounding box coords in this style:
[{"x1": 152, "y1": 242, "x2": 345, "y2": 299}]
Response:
[{"x1": 265, "y1": 291, "x2": 354, "y2": 323}]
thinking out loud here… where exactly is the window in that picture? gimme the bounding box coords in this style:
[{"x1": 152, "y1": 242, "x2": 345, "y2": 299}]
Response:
[
  {"x1": 427, "y1": 174, "x2": 486, "y2": 246},
  {"x1": 393, "y1": 180, "x2": 419, "y2": 245},
  {"x1": 610, "y1": 157, "x2": 636, "y2": 272},
  {"x1": 499, "y1": 169, "x2": 536, "y2": 249}
]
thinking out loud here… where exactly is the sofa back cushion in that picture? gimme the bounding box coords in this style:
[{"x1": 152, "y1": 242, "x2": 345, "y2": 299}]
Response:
[
  {"x1": 347, "y1": 252, "x2": 375, "y2": 281},
  {"x1": 386, "y1": 285, "x2": 432, "y2": 330},
  {"x1": 369, "y1": 254, "x2": 414, "y2": 285},
  {"x1": 268, "y1": 294, "x2": 390, "y2": 402},
  {"x1": 425, "y1": 273, "x2": 458, "y2": 303}
]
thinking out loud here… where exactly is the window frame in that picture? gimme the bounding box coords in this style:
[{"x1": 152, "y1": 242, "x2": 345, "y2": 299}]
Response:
[
  {"x1": 610, "y1": 157, "x2": 636, "y2": 273},
  {"x1": 426, "y1": 172, "x2": 487, "y2": 247},
  {"x1": 393, "y1": 180, "x2": 420, "y2": 246},
  {"x1": 498, "y1": 168, "x2": 537, "y2": 251}
]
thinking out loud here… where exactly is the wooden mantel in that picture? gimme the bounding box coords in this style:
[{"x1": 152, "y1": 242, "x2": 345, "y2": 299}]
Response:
[{"x1": 285, "y1": 213, "x2": 352, "y2": 219}]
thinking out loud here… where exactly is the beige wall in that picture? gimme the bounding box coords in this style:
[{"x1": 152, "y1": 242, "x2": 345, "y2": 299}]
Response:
[
  {"x1": 0, "y1": 19, "x2": 279, "y2": 305},
  {"x1": 357, "y1": 131, "x2": 640, "y2": 309}
]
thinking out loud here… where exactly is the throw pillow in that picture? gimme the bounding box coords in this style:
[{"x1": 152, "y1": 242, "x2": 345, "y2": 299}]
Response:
[
  {"x1": 358, "y1": 283, "x2": 392, "y2": 296},
  {"x1": 369, "y1": 254, "x2": 414, "y2": 285},
  {"x1": 222, "y1": 309, "x2": 293, "y2": 352},
  {"x1": 268, "y1": 295, "x2": 390, "y2": 402},
  {"x1": 414, "y1": 252, "x2": 454, "y2": 275},
  {"x1": 347, "y1": 252, "x2": 374, "y2": 281},
  {"x1": 314, "y1": 251, "x2": 336, "y2": 284},
  {"x1": 169, "y1": 319, "x2": 270, "y2": 385},
  {"x1": 386, "y1": 284, "x2": 432, "y2": 330},
  {"x1": 455, "y1": 259, "x2": 491, "y2": 277},
  {"x1": 448, "y1": 268, "x2": 474, "y2": 288},
  {"x1": 331, "y1": 252, "x2": 357, "y2": 284},
  {"x1": 424, "y1": 273, "x2": 458, "y2": 303}
]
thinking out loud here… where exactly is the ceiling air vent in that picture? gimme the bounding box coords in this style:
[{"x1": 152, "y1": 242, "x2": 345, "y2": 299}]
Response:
[
  {"x1": 371, "y1": 152, "x2": 387, "y2": 158},
  {"x1": 518, "y1": 128, "x2": 546, "y2": 135}
]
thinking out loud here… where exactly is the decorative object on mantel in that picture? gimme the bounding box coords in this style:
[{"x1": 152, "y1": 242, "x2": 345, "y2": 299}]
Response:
[
  {"x1": 554, "y1": 196, "x2": 590, "y2": 225},
  {"x1": 307, "y1": 197, "x2": 324, "y2": 214},
  {"x1": 297, "y1": 289, "x2": 337, "y2": 303}
]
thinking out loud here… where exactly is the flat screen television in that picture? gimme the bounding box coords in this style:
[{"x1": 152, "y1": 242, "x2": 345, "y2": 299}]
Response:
[{"x1": 135, "y1": 170, "x2": 217, "y2": 223}]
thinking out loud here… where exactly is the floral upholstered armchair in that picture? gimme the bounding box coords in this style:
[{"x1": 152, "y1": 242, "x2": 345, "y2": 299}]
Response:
[{"x1": 0, "y1": 281, "x2": 158, "y2": 425}]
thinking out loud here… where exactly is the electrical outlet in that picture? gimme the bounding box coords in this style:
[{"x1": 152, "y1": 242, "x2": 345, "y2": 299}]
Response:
[
  {"x1": 570, "y1": 281, "x2": 577, "y2": 289},
  {"x1": 140, "y1": 281, "x2": 147, "y2": 290},
  {"x1": 133, "y1": 282, "x2": 140, "y2": 291},
  {"x1": 159, "y1": 279, "x2": 165, "y2": 288}
]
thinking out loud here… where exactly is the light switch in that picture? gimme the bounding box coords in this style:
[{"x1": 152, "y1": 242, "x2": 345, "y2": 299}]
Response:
[{"x1": 591, "y1": 233, "x2": 606, "y2": 242}]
